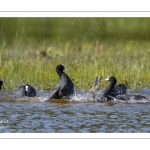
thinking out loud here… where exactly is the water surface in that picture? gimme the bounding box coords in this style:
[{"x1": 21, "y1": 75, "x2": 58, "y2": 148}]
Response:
[{"x1": 0, "y1": 89, "x2": 150, "y2": 133}]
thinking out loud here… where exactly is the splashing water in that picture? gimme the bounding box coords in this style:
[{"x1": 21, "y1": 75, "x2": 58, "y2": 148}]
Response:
[{"x1": 0, "y1": 89, "x2": 150, "y2": 104}]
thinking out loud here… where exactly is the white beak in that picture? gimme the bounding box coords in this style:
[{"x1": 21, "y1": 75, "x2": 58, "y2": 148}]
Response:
[
  {"x1": 62, "y1": 64, "x2": 67, "y2": 71},
  {"x1": 105, "y1": 77, "x2": 110, "y2": 81}
]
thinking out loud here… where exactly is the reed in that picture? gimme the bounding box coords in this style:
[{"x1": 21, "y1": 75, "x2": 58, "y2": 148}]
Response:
[{"x1": 1, "y1": 38, "x2": 150, "y2": 91}]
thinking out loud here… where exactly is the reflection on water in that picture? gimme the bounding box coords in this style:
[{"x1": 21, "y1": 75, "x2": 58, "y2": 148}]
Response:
[{"x1": 0, "y1": 89, "x2": 150, "y2": 133}]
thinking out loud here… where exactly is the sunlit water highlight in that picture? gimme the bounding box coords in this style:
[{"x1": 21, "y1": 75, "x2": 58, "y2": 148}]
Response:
[{"x1": 0, "y1": 89, "x2": 150, "y2": 133}]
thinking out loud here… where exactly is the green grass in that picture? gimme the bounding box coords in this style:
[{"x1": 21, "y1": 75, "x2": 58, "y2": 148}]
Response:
[
  {"x1": 1, "y1": 18, "x2": 150, "y2": 91},
  {"x1": 1, "y1": 38, "x2": 150, "y2": 91}
]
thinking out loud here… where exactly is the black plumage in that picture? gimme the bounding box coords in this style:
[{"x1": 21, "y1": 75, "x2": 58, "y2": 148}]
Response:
[
  {"x1": 47, "y1": 64, "x2": 74, "y2": 100},
  {"x1": 90, "y1": 76, "x2": 126, "y2": 98},
  {"x1": 14, "y1": 84, "x2": 36, "y2": 97},
  {"x1": 110, "y1": 84, "x2": 127, "y2": 97},
  {"x1": 92, "y1": 76, "x2": 117, "y2": 101},
  {"x1": 0, "y1": 80, "x2": 3, "y2": 90},
  {"x1": 102, "y1": 77, "x2": 148, "y2": 101}
]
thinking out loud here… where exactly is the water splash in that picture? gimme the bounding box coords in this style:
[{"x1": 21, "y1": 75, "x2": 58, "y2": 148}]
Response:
[
  {"x1": 69, "y1": 91, "x2": 96, "y2": 102},
  {"x1": 0, "y1": 89, "x2": 150, "y2": 103}
]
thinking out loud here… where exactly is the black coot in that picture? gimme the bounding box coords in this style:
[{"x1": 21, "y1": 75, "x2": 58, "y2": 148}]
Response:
[
  {"x1": 103, "y1": 77, "x2": 148, "y2": 101},
  {"x1": 0, "y1": 80, "x2": 3, "y2": 90},
  {"x1": 47, "y1": 64, "x2": 74, "y2": 100},
  {"x1": 15, "y1": 84, "x2": 36, "y2": 97},
  {"x1": 92, "y1": 76, "x2": 117, "y2": 101},
  {"x1": 90, "y1": 76, "x2": 126, "y2": 97}
]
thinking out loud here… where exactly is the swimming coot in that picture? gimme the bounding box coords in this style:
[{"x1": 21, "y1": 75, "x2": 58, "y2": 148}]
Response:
[
  {"x1": 0, "y1": 80, "x2": 3, "y2": 90},
  {"x1": 90, "y1": 76, "x2": 126, "y2": 97},
  {"x1": 15, "y1": 84, "x2": 36, "y2": 97},
  {"x1": 92, "y1": 76, "x2": 117, "y2": 102},
  {"x1": 92, "y1": 76, "x2": 148, "y2": 101},
  {"x1": 47, "y1": 64, "x2": 74, "y2": 100},
  {"x1": 103, "y1": 77, "x2": 148, "y2": 101}
]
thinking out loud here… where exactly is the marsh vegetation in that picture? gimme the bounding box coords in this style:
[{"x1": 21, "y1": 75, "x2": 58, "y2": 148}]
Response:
[{"x1": 1, "y1": 18, "x2": 150, "y2": 91}]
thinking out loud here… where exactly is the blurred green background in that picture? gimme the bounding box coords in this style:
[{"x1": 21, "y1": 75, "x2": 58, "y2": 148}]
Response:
[
  {"x1": 1, "y1": 17, "x2": 150, "y2": 91},
  {"x1": 1, "y1": 17, "x2": 150, "y2": 43}
]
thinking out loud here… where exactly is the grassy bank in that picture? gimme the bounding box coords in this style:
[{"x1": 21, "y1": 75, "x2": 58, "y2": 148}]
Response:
[{"x1": 1, "y1": 38, "x2": 150, "y2": 91}]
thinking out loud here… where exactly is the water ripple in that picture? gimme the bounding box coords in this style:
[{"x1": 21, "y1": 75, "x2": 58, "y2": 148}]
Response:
[{"x1": 0, "y1": 89, "x2": 150, "y2": 132}]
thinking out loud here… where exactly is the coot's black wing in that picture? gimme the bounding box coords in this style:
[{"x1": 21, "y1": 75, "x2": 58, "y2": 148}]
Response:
[
  {"x1": 90, "y1": 76, "x2": 103, "y2": 93},
  {"x1": 47, "y1": 87, "x2": 60, "y2": 100},
  {"x1": 92, "y1": 88, "x2": 109, "y2": 102},
  {"x1": 14, "y1": 85, "x2": 26, "y2": 97},
  {"x1": 110, "y1": 84, "x2": 127, "y2": 97},
  {"x1": 92, "y1": 76, "x2": 103, "y2": 86}
]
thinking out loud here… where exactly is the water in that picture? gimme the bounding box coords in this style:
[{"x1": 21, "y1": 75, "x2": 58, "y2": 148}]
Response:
[{"x1": 0, "y1": 89, "x2": 150, "y2": 133}]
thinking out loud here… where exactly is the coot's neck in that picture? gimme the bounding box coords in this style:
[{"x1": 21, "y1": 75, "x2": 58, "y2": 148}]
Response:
[
  {"x1": 57, "y1": 70, "x2": 64, "y2": 77},
  {"x1": 105, "y1": 80, "x2": 116, "y2": 95}
]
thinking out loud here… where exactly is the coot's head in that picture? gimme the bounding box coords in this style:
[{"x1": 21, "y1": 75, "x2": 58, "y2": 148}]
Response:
[
  {"x1": 0, "y1": 80, "x2": 3, "y2": 90},
  {"x1": 15, "y1": 84, "x2": 36, "y2": 97},
  {"x1": 56, "y1": 64, "x2": 66, "y2": 74},
  {"x1": 25, "y1": 84, "x2": 29, "y2": 95},
  {"x1": 24, "y1": 84, "x2": 36, "y2": 97},
  {"x1": 105, "y1": 76, "x2": 117, "y2": 84}
]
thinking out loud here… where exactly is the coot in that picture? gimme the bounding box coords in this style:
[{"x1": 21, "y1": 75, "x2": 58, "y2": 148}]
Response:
[
  {"x1": 90, "y1": 76, "x2": 126, "y2": 97},
  {"x1": 15, "y1": 84, "x2": 36, "y2": 97},
  {"x1": 92, "y1": 76, "x2": 117, "y2": 101},
  {"x1": 47, "y1": 64, "x2": 74, "y2": 100}
]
